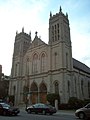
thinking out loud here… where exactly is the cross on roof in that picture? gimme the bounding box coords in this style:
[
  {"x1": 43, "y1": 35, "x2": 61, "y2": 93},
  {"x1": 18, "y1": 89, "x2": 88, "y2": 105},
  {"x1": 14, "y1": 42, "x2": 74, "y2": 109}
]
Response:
[{"x1": 35, "y1": 31, "x2": 38, "y2": 36}]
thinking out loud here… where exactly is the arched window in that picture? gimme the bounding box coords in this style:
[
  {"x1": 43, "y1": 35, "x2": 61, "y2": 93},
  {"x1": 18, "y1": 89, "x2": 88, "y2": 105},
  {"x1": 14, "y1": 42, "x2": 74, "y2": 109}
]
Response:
[
  {"x1": 57, "y1": 23, "x2": 59, "y2": 40},
  {"x1": 32, "y1": 53, "x2": 38, "y2": 73},
  {"x1": 88, "y1": 81, "x2": 90, "y2": 97},
  {"x1": 74, "y1": 76, "x2": 77, "y2": 94},
  {"x1": 54, "y1": 52, "x2": 58, "y2": 69},
  {"x1": 55, "y1": 82, "x2": 59, "y2": 94},
  {"x1": 13, "y1": 85, "x2": 16, "y2": 95},
  {"x1": 81, "y1": 80, "x2": 83, "y2": 96},
  {"x1": 15, "y1": 62, "x2": 19, "y2": 76},
  {"x1": 41, "y1": 53, "x2": 45, "y2": 72},
  {"x1": 52, "y1": 26, "x2": 54, "y2": 41},
  {"x1": 26, "y1": 57, "x2": 29, "y2": 75},
  {"x1": 15, "y1": 64, "x2": 17, "y2": 76},
  {"x1": 30, "y1": 82, "x2": 38, "y2": 92},
  {"x1": 39, "y1": 83, "x2": 47, "y2": 92},
  {"x1": 55, "y1": 25, "x2": 57, "y2": 41},
  {"x1": 68, "y1": 81, "x2": 70, "y2": 96},
  {"x1": 66, "y1": 53, "x2": 68, "y2": 68}
]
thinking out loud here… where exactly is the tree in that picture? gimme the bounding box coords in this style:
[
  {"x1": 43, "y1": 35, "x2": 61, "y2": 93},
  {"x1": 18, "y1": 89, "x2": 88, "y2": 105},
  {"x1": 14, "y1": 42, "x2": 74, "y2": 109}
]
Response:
[
  {"x1": 46, "y1": 93, "x2": 60, "y2": 106},
  {"x1": 0, "y1": 80, "x2": 9, "y2": 99}
]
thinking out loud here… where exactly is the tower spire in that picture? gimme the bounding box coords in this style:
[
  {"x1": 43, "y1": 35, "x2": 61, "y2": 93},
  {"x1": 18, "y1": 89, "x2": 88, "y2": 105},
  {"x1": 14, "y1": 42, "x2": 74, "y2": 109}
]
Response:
[
  {"x1": 66, "y1": 12, "x2": 68, "y2": 18},
  {"x1": 50, "y1": 11, "x2": 52, "y2": 18},
  {"x1": 29, "y1": 31, "x2": 31, "y2": 40},
  {"x1": 29, "y1": 31, "x2": 31, "y2": 36},
  {"x1": 59, "y1": 6, "x2": 62, "y2": 12},
  {"x1": 22, "y1": 27, "x2": 24, "y2": 33},
  {"x1": 16, "y1": 30, "x2": 18, "y2": 35}
]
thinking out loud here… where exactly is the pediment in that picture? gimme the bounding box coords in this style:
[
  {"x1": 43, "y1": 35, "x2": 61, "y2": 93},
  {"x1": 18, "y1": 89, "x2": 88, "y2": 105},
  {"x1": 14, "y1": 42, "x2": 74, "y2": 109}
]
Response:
[{"x1": 31, "y1": 36, "x2": 47, "y2": 48}]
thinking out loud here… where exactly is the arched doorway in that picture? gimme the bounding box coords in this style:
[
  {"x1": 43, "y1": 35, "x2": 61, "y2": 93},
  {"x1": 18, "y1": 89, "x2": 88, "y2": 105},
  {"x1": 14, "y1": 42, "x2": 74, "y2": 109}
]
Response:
[
  {"x1": 30, "y1": 82, "x2": 38, "y2": 104},
  {"x1": 39, "y1": 82, "x2": 47, "y2": 103}
]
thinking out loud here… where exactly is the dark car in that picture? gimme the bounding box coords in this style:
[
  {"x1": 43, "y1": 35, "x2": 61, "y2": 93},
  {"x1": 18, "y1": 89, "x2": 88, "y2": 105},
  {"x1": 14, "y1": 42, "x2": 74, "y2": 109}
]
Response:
[
  {"x1": 0, "y1": 102, "x2": 20, "y2": 116},
  {"x1": 26, "y1": 103, "x2": 57, "y2": 115},
  {"x1": 75, "y1": 103, "x2": 90, "y2": 119}
]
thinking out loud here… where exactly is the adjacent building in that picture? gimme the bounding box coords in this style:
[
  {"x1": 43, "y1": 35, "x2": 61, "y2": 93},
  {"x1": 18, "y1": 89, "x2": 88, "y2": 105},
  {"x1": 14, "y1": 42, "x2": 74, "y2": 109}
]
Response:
[
  {"x1": 9, "y1": 7, "x2": 90, "y2": 106},
  {"x1": 0, "y1": 65, "x2": 2, "y2": 81},
  {"x1": 0, "y1": 64, "x2": 9, "y2": 100}
]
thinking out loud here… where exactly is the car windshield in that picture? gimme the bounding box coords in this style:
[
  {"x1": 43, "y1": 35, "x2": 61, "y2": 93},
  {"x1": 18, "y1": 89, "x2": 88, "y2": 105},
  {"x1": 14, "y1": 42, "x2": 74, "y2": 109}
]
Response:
[
  {"x1": 46, "y1": 104, "x2": 53, "y2": 108},
  {"x1": 85, "y1": 103, "x2": 90, "y2": 108},
  {"x1": 1, "y1": 103, "x2": 10, "y2": 108},
  {"x1": 31, "y1": 103, "x2": 54, "y2": 109}
]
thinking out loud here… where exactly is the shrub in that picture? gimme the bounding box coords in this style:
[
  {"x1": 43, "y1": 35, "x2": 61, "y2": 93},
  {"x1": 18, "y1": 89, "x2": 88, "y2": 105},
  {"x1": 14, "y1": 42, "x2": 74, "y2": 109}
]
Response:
[
  {"x1": 59, "y1": 103, "x2": 70, "y2": 110},
  {"x1": 8, "y1": 95, "x2": 14, "y2": 106},
  {"x1": 68, "y1": 97, "x2": 84, "y2": 109},
  {"x1": 83, "y1": 99, "x2": 90, "y2": 106},
  {"x1": 46, "y1": 93, "x2": 60, "y2": 106}
]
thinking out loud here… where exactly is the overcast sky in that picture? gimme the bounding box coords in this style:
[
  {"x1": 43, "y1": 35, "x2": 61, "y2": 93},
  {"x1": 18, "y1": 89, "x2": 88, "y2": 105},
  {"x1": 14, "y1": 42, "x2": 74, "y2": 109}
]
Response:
[{"x1": 0, "y1": 0, "x2": 90, "y2": 75}]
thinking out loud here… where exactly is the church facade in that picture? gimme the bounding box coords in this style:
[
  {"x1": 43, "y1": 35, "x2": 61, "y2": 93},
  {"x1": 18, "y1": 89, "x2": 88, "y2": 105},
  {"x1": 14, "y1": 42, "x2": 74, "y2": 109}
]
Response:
[{"x1": 9, "y1": 7, "x2": 90, "y2": 106}]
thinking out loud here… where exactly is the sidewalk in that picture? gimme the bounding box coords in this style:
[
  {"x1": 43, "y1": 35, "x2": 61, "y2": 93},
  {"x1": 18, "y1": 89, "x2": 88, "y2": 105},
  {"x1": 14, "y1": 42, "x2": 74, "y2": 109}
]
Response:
[{"x1": 56, "y1": 110, "x2": 75, "y2": 115}]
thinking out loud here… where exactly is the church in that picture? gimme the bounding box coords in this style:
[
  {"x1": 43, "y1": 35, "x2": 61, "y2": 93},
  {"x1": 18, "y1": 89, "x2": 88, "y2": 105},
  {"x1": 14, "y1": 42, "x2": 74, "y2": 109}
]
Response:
[{"x1": 9, "y1": 7, "x2": 90, "y2": 106}]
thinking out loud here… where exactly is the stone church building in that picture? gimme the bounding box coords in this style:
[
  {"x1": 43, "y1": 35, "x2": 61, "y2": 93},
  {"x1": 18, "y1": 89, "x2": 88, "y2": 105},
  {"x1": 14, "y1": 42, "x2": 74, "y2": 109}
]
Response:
[{"x1": 9, "y1": 7, "x2": 90, "y2": 106}]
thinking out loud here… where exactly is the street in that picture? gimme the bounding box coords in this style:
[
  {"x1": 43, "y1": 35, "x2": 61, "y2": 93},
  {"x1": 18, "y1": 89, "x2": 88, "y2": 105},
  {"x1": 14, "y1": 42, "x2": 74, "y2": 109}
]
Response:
[{"x1": 0, "y1": 109, "x2": 78, "y2": 120}]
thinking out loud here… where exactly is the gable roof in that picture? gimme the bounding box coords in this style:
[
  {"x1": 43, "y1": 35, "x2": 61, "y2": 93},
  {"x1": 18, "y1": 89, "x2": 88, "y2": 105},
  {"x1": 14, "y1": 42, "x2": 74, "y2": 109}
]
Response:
[
  {"x1": 28, "y1": 36, "x2": 48, "y2": 49},
  {"x1": 73, "y1": 58, "x2": 90, "y2": 74}
]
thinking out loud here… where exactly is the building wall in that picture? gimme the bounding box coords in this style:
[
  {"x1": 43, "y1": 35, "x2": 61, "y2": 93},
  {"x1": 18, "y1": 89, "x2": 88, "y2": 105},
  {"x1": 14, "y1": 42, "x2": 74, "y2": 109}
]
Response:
[
  {"x1": 72, "y1": 68, "x2": 90, "y2": 99},
  {"x1": 9, "y1": 8, "x2": 90, "y2": 106}
]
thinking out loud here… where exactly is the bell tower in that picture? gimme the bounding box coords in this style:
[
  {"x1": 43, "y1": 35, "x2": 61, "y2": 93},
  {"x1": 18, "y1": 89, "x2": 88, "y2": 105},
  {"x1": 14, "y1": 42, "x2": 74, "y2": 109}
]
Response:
[
  {"x1": 48, "y1": 6, "x2": 73, "y2": 71},
  {"x1": 49, "y1": 6, "x2": 71, "y2": 46},
  {"x1": 48, "y1": 7, "x2": 73, "y2": 103},
  {"x1": 11, "y1": 28, "x2": 31, "y2": 77}
]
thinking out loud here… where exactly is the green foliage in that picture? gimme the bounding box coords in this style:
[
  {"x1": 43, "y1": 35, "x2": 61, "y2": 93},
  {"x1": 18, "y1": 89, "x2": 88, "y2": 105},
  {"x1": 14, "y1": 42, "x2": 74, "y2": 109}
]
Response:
[
  {"x1": 68, "y1": 97, "x2": 84, "y2": 109},
  {"x1": 59, "y1": 103, "x2": 69, "y2": 110},
  {"x1": 8, "y1": 95, "x2": 14, "y2": 105},
  {"x1": 83, "y1": 99, "x2": 90, "y2": 106},
  {"x1": 68, "y1": 97, "x2": 78, "y2": 105},
  {"x1": 59, "y1": 98, "x2": 90, "y2": 110},
  {"x1": 9, "y1": 95, "x2": 14, "y2": 102},
  {"x1": 46, "y1": 93, "x2": 60, "y2": 106},
  {"x1": 0, "y1": 80, "x2": 9, "y2": 99}
]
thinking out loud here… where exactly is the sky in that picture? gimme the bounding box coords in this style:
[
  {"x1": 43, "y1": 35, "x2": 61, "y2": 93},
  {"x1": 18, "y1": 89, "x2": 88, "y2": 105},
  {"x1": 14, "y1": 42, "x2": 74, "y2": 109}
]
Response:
[{"x1": 0, "y1": 0, "x2": 90, "y2": 76}]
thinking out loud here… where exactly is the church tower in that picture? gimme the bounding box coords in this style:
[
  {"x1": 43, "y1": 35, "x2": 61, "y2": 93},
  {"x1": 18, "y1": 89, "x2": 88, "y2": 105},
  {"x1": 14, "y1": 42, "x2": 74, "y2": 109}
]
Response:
[
  {"x1": 49, "y1": 6, "x2": 72, "y2": 71},
  {"x1": 49, "y1": 7, "x2": 73, "y2": 103},
  {"x1": 11, "y1": 28, "x2": 31, "y2": 77},
  {"x1": 49, "y1": 6, "x2": 71, "y2": 45}
]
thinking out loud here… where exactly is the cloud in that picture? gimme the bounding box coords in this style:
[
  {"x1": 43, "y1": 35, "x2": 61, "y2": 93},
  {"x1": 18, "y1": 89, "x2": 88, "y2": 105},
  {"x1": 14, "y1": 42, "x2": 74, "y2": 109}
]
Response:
[
  {"x1": 0, "y1": 0, "x2": 90, "y2": 75},
  {"x1": 0, "y1": 0, "x2": 50, "y2": 75}
]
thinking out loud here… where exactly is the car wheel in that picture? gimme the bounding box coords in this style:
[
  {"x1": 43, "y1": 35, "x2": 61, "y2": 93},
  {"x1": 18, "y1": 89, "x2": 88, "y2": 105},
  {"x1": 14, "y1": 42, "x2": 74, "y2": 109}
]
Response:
[
  {"x1": 3, "y1": 111, "x2": 7, "y2": 116},
  {"x1": 27, "y1": 109, "x2": 31, "y2": 114},
  {"x1": 42, "y1": 110, "x2": 46, "y2": 115},
  {"x1": 14, "y1": 113, "x2": 18, "y2": 116},
  {"x1": 50, "y1": 113, "x2": 53, "y2": 115},
  {"x1": 79, "y1": 112, "x2": 85, "y2": 119}
]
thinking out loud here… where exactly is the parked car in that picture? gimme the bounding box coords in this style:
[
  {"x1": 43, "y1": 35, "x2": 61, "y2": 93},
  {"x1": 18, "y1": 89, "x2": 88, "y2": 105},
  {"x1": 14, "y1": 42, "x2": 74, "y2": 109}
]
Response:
[
  {"x1": 0, "y1": 102, "x2": 20, "y2": 116},
  {"x1": 75, "y1": 103, "x2": 90, "y2": 119},
  {"x1": 26, "y1": 103, "x2": 57, "y2": 115},
  {"x1": 0, "y1": 99, "x2": 4, "y2": 102}
]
